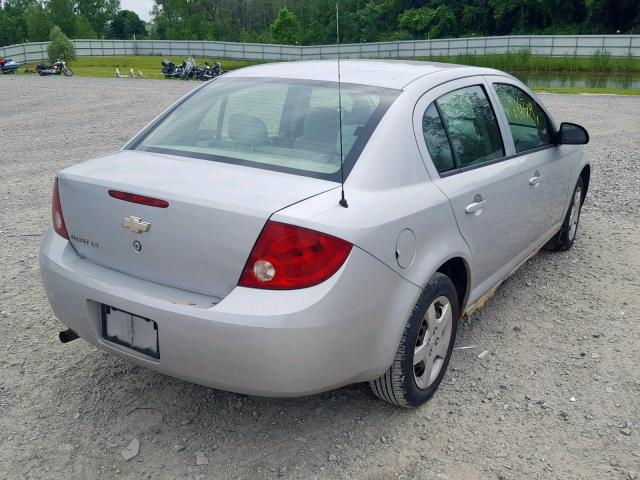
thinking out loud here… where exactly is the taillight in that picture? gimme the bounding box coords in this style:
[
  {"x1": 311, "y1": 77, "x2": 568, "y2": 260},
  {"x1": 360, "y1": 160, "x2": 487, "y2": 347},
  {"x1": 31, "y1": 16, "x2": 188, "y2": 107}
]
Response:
[
  {"x1": 239, "y1": 221, "x2": 352, "y2": 290},
  {"x1": 52, "y1": 178, "x2": 69, "y2": 239},
  {"x1": 108, "y1": 190, "x2": 169, "y2": 208}
]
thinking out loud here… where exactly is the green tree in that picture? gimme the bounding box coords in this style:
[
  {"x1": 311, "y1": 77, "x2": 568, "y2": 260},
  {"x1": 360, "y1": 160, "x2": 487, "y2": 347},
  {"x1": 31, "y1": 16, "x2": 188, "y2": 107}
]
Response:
[
  {"x1": 47, "y1": 24, "x2": 76, "y2": 62},
  {"x1": 47, "y1": 0, "x2": 75, "y2": 36},
  {"x1": 1, "y1": 0, "x2": 29, "y2": 45},
  {"x1": 0, "y1": 9, "x2": 21, "y2": 46},
  {"x1": 461, "y1": 4, "x2": 494, "y2": 36},
  {"x1": 540, "y1": 0, "x2": 586, "y2": 31},
  {"x1": 4, "y1": 0, "x2": 640, "y2": 49},
  {"x1": 586, "y1": 0, "x2": 640, "y2": 32},
  {"x1": 399, "y1": 5, "x2": 457, "y2": 39},
  {"x1": 74, "y1": 14, "x2": 97, "y2": 38},
  {"x1": 300, "y1": 21, "x2": 326, "y2": 45},
  {"x1": 345, "y1": 1, "x2": 396, "y2": 43},
  {"x1": 268, "y1": 6, "x2": 300, "y2": 45},
  {"x1": 489, "y1": 0, "x2": 547, "y2": 34},
  {"x1": 25, "y1": 3, "x2": 51, "y2": 41},
  {"x1": 108, "y1": 9, "x2": 146, "y2": 39},
  {"x1": 76, "y1": 0, "x2": 120, "y2": 36}
]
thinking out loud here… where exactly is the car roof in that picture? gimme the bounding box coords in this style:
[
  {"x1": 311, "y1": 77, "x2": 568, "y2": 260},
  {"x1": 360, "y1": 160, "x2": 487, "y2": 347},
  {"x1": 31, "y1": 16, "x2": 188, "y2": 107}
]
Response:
[{"x1": 225, "y1": 59, "x2": 499, "y2": 90}]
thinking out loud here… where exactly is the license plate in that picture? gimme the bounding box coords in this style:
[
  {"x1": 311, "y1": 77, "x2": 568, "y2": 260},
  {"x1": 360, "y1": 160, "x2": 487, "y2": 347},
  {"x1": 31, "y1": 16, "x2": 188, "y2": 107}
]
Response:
[{"x1": 101, "y1": 305, "x2": 159, "y2": 359}]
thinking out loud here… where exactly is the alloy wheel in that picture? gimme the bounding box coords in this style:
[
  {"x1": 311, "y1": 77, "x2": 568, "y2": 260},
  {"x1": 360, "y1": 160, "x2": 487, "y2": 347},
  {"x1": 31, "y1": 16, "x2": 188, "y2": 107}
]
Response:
[
  {"x1": 568, "y1": 186, "x2": 582, "y2": 241},
  {"x1": 413, "y1": 296, "x2": 453, "y2": 389}
]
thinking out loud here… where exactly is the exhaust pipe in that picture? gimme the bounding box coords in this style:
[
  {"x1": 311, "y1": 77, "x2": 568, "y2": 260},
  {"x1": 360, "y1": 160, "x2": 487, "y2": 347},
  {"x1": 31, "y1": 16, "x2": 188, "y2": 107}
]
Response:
[{"x1": 59, "y1": 328, "x2": 79, "y2": 343}]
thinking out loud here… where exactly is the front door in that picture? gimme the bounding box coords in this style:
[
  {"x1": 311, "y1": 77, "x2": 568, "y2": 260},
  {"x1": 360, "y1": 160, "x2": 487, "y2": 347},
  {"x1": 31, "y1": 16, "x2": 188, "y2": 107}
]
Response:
[{"x1": 488, "y1": 79, "x2": 571, "y2": 246}]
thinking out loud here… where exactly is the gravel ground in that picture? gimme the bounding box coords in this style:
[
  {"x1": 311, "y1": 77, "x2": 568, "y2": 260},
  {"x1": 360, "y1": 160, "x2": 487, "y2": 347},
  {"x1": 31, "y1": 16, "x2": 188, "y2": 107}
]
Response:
[{"x1": 0, "y1": 76, "x2": 639, "y2": 480}]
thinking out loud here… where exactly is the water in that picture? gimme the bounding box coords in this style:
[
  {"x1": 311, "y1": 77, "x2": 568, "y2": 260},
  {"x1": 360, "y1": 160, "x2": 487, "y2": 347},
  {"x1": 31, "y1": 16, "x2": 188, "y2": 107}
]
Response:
[{"x1": 514, "y1": 72, "x2": 640, "y2": 90}]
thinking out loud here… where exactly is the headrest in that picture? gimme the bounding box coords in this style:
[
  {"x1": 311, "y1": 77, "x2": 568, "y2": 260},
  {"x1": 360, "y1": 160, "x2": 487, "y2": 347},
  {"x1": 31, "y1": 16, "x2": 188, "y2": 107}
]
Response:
[
  {"x1": 345, "y1": 95, "x2": 375, "y2": 126},
  {"x1": 228, "y1": 114, "x2": 268, "y2": 146},
  {"x1": 302, "y1": 107, "x2": 339, "y2": 142}
]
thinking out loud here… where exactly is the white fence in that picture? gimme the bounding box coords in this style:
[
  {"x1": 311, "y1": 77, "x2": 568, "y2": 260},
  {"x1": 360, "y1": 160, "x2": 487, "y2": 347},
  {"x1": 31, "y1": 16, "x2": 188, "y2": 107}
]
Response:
[{"x1": 1, "y1": 35, "x2": 639, "y2": 64}]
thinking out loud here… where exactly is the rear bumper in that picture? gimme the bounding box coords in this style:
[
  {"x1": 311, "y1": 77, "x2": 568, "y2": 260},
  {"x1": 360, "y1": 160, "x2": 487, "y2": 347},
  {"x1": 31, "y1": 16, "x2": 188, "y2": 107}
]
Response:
[{"x1": 39, "y1": 229, "x2": 420, "y2": 397}]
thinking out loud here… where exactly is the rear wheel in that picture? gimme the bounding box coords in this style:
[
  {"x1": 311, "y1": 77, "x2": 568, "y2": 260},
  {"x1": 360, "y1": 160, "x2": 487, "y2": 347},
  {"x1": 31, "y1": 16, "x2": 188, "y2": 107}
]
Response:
[
  {"x1": 547, "y1": 177, "x2": 585, "y2": 251},
  {"x1": 370, "y1": 272, "x2": 458, "y2": 408}
]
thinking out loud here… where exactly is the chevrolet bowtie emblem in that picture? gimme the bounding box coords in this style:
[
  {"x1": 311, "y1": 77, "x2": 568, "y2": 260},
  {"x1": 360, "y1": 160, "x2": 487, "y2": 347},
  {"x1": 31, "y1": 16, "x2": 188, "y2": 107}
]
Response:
[{"x1": 122, "y1": 216, "x2": 151, "y2": 234}]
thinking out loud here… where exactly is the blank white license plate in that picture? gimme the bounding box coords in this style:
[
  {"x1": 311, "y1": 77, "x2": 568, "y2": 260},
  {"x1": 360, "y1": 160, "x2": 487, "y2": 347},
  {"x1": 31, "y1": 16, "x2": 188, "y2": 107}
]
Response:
[{"x1": 102, "y1": 305, "x2": 159, "y2": 359}]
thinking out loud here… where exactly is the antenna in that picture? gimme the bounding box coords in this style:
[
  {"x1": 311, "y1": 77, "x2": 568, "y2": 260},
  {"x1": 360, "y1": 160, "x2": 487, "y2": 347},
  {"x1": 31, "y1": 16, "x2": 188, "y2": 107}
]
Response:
[{"x1": 336, "y1": 1, "x2": 348, "y2": 208}]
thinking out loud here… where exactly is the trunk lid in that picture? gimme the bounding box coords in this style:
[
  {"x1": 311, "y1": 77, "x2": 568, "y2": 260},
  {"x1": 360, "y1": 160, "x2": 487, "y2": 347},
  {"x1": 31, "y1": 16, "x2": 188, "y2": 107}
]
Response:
[{"x1": 58, "y1": 151, "x2": 337, "y2": 299}]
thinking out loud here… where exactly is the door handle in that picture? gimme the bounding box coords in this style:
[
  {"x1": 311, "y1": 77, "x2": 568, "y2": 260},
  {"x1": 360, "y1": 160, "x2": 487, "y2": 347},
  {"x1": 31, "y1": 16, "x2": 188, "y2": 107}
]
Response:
[
  {"x1": 465, "y1": 196, "x2": 486, "y2": 215},
  {"x1": 529, "y1": 171, "x2": 542, "y2": 186}
]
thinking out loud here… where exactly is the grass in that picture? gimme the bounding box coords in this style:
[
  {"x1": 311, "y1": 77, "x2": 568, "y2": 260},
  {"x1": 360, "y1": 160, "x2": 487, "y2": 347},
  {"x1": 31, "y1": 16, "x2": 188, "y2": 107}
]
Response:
[
  {"x1": 20, "y1": 55, "x2": 260, "y2": 79},
  {"x1": 531, "y1": 86, "x2": 640, "y2": 95},
  {"x1": 416, "y1": 49, "x2": 640, "y2": 73},
  {"x1": 17, "y1": 53, "x2": 640, "y2": 95}
]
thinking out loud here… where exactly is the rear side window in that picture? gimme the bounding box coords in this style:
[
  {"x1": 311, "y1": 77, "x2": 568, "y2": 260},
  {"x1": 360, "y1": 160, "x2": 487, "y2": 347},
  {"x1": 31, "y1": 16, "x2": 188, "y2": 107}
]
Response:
[
  {"x1": 436, "y1": 86, "x2": 504, "y2": 169},
  {"x1": 494, "y1": 83, "x2": 552, "y2": 153}
]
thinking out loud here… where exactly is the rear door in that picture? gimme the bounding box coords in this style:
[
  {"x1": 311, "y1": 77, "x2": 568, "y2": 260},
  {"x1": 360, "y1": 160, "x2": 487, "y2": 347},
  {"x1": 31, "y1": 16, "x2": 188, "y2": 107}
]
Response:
[
  {"x1": 414, "y1": 77, "x2": 534, "y2": 304},
  {"x1": 487, "y1": 78, "x2": 571, "y2": 245}
]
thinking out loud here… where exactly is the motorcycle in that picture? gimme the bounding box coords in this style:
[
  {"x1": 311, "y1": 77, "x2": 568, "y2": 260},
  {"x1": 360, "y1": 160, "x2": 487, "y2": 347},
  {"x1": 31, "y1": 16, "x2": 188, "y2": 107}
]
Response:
[
  {"x1": 161, "y1": 59, "x2": 176, "y2": 78},
  {"x1": 161, "y1": 58, "x2": 224, "y2": 81},
  {"x1": 180, "y1": 57, "x2": 198, "y2": 80},
  {"x1": 36, "y1": 60, "x2": 73, "y2": 77},
  {"x1": 198, "y1": 62, "x2": 223, "y2": 81},
  {"x1": 0, "y1": 57, "x2": 21, "y2": 74},
  {"x1": 161, "y1": 59, "x2": 187, "y2": 79}
]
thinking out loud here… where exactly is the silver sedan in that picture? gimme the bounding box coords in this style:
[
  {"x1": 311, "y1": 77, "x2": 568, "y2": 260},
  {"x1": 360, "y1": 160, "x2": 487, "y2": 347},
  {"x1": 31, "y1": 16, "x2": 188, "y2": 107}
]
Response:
[{"x1": 40, "y1": 60, "x2": 589, "y2": 407}]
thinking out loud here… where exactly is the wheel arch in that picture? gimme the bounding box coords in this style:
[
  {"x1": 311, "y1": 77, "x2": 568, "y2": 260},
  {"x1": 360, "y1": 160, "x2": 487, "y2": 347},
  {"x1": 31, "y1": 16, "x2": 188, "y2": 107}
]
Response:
[
  {"x1": 436, "y1": 257, "x2": 470, "y2": 313},
  {"x1": 579, "y1": 164, "x2": 590, "y2": 202}
]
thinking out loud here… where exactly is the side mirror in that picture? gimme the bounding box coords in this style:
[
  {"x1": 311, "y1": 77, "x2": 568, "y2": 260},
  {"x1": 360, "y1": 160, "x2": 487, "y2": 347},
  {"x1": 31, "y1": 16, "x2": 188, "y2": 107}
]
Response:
[{"x1": 558, "y1": 122, "x2": 589, "y2": 145}]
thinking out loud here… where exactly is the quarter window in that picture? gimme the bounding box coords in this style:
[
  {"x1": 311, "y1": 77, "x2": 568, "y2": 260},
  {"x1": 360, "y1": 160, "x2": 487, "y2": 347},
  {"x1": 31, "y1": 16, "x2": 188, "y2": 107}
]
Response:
[
  {"x1": 494, "y1": 83, "x2": 552, "y2": 153},
  {"x1": 435, "y1": 85, "x2": 504, "y2": 169},
  {"x1": 422, "y1": 103, "x2": 455, "y2": 173}
]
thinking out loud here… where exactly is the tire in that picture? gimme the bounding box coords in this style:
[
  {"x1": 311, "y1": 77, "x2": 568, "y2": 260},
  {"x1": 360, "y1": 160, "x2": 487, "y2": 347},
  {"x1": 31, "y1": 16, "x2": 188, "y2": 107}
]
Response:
[
  {"x1": 370, "y1": 272, "x2": 459, "y2": 408},
  {"x1": 546, "y1": 177, "x2": 585, "y2": 251},
  {"x1": 63, "y1": 67, "x2": 73, "y2": 77}
]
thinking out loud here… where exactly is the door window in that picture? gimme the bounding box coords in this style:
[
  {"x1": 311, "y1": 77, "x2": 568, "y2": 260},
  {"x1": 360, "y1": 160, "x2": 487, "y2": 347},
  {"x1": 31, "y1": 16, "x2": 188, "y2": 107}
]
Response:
[
  {"x1": 435, "y1": 85, "x2": 504, "y2": 169},
  {"x1": 494, "y1": 83, "x2": 552, "y2": 153}
]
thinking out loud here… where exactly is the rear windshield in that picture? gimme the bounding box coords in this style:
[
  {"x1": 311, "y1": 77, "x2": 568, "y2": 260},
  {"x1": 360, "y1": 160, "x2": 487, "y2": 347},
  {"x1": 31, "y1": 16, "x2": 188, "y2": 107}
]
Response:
[{"x1": 133, "y1": 77, "x2": 399, "y2": 181}]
